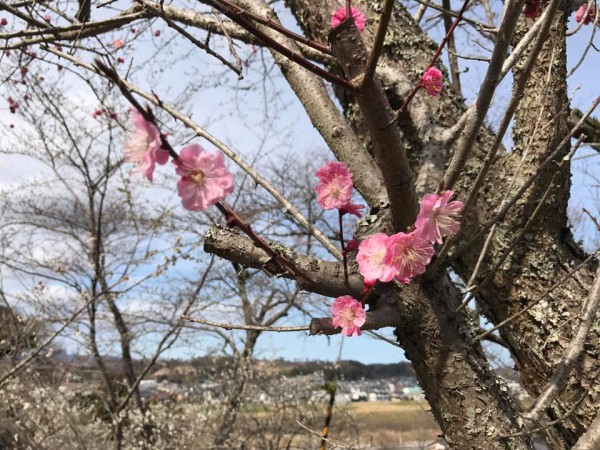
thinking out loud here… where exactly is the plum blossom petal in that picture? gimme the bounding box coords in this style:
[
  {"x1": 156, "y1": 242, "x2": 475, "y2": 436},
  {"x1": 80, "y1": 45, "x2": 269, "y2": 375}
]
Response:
[
  {"x1": 341, "y1": 202, "x2": 365, "y2": 218},
  {"x1": 330, "y1": 6, "x2": 366, "y2": 32},
  {"x1": 315, "y1": 161, "x2": 354, "y2": 210},
  {"x1": 384, "y1": 231, "x2": 434, "y2": 284},
  {"x1": 331, "y1": 296, "x2": 366, "y2": 337},
  {"x1": 357, "y1": 233, "x2": 396, "y2": 285},
  {"x1": 421, "y1": 67, "x2": 443, "y2": 97},
  {"x1": 123, "y1": 109, "x2": 169, "y2": 182},
  {"x1": 315, "y1": 161, "x2": 352, "y2": 181},
  {"x1": 575, "y1": 4, "x2": 596, "y2": 24},
  {"x1": 174, "y1": 144, "x2": 234, "y2": 212},
  {"x1": 415, "y1": 190, "x2": 464, "y2": 244}
]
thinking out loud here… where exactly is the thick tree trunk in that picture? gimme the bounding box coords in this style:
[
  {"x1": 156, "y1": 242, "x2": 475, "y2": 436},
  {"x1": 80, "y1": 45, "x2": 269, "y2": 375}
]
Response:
[
  {"x1": 283, "y1": 0, "x2": 599, "y2": 444},
  {"x1": 460, "y1": 7, "x2": 599, "y2": 445}
]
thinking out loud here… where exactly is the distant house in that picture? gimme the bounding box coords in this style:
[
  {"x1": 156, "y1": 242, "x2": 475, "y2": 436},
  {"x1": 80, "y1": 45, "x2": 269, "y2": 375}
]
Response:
[{"x1": 401, "y1": 386, "x2": 425, "y2": 401}]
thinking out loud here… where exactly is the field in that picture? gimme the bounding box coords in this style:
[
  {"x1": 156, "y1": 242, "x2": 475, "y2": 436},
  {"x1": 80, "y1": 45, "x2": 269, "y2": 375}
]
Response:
[{"x1": 333, "y1": 401, "x2": 440, "y2": 448}]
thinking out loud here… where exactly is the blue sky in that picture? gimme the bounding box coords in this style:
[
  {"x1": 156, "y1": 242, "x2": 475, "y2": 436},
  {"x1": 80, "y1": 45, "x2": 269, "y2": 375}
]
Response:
[{"x1": 2, "y1": 2, "x2": 599, "y2": 366}]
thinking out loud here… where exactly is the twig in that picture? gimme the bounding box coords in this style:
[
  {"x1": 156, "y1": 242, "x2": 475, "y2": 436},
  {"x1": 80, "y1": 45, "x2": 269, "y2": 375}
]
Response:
[
  {"x1": 215, "y1": 201, "x2": 314, "y2": 285},
  {"x1": 449, "y1": 98, "x2": 600, "y2": 262},
  {"x1": 363, "y1": 0, "x2": 394, "y2": 81},
  {"x1": 440, "y1": 0, "x2": 528, "y2": 190},
  {"x1": 181, "y1": 315, "x2": 310, "y2": 332},
  {"x1": 583, "y1": 208, "x2": 600, "y2": 231},
  {"x1": 338, "y1": 209, "x2": 348, "y2": 285},
  {"x1": 396, "y1": 0, "x2": 473, "y2": 116},
  {"x1": 48, "y1": 47, "x2": 341, "y2": 259},
  {"x1": 310, "y1": 305, "x2": 403, "y2": 336},
  {"x1": 137, "y1": 0, "x2": 243, "y2": 78},
  {"x1": 94, "y1": 59, "x2": 180, "y2": 159},
  {"x1": 413, "y1": 4, "x2": 428, "y2": 24},
  {"x1": 97, "y1": 60, "x2": 316, "y2": 286},
  {"x1": 455, "y1": 140, "x2": 582, "y2": 312},
  {"x1": 454, "y1": 223, "x2": 496, "y2": 313},
  {"x1": 499, "y1": 368, "x2": 600, "y2": 439},
  {"x1": 296, "y1": 420, "x2": 356, "y2": 449},
  {"x1": 211, "y1": 0, "x2": 330, "y2": 55},
  {"x1": 410, "y1": 0, "x2": 496, "y2": 33},
  {"x1": 441, "y1": 0, "x2": 462, "y2": 95},
  {"x1": 523, "y1": 263, "x2": 600, "y2": 424},
  {"x1": 475, "y1": 251, "x2": 600, "y2": 342},
  {"x1": 202, "y1": 0, "x2": 354, "y2": 91}
]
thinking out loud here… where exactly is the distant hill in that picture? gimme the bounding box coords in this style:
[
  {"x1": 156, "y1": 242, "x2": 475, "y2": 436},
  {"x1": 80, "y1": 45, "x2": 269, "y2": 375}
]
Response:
[{"x1": 147, "y1": 356, "x2": 415, "y2": 383}]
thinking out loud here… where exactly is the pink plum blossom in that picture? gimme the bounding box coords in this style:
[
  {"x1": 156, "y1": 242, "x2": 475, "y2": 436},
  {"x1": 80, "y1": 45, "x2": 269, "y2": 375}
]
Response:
[
  {"x1": 357, "y1": 233, "x2": 397, "y2": 285},
  {"x1": 43, "y1": 14, "x2": 51, "y2": 23},
  {"x1": 384, "y1": 231, "x2": 434, "y2": 284},
  {"x1": 421, "y1": 67, "x2": 443, "y2": 97},
  {"x1": 331, "y1": 296, "x2": 366, "y2": 337},
  {"x1": 174, "y1": 144, "x2": 234, "y2": 212},
  {"x1": 113, "y1": 38, "x2": 124, "y2": 49},
  {"x1": 123, "y1": 110, "x2": 169, "y2": 182},
  {"x1": 575, "y1": 4, "x2": 596, "y2": 24},
  {"x1": 330, "y1": 6, "x2": 366, "y2": 32},
  {"x1": 315, "y1": 161, "x2": 354, "y2": 210},
  {"x1": 415, "y1": 190, "x2": 463, "y2": 244}
]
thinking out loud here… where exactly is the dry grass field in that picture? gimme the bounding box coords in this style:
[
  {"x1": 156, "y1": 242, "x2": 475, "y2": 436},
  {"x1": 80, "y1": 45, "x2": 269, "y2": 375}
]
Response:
[{"x1": 331, "y1": 401, "x2": 441, "y2": 448}]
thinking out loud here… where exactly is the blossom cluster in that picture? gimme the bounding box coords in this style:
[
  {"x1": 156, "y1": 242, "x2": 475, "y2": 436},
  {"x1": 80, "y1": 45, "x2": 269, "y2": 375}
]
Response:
[
  {"x1": 314, "y1": 162, "x2": 463, "y2": 337},
  {"x1": 122, "y1": 110, "x2": 234, "y2": 210},
  {"x1": 358, "y1": 191, "x2": 462, "y2": 286}
]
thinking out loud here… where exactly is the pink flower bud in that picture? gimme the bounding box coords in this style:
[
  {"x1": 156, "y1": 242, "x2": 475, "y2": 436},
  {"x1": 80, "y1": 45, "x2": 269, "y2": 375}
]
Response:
[
  {"x1": 421, "y1": 67, "x2": 443, "y2": 97},
  {"x1": 346, "y1": 239, "x2": 359, "y2": 252}
]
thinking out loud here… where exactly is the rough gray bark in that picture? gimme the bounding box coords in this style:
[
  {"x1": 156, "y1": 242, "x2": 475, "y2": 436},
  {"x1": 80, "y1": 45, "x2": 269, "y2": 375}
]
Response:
[
  {"x1": 197, "y1": 0, "x2": 598, "y2": 442},
  {"x1": 277, "y1": 0, "x2": 600, "y2": 446}
]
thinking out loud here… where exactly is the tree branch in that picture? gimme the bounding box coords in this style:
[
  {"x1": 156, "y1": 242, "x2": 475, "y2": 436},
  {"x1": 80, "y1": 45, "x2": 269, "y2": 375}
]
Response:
[
  {"x1": 204, "y1": 226, "x2": 363, "y2": 298},
  {"x1": 330, "y1": 20, "x2": 418, "y2": 231},
  {"x1": 309, "y1": 305, "x2": 403, "y2": 335}
]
